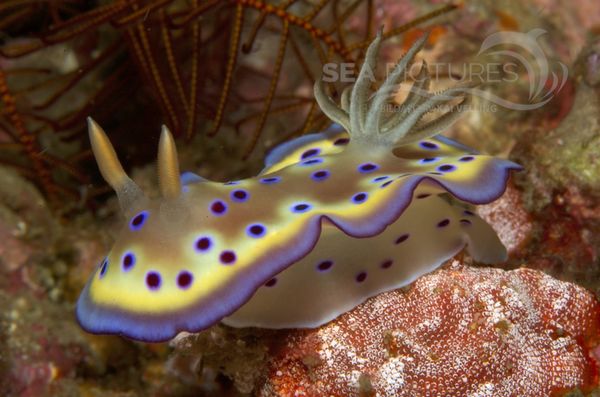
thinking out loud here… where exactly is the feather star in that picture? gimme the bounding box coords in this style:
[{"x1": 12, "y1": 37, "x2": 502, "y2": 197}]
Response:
[{"x1": 76, "y1": 32, "x2": 522, "y2": 342}]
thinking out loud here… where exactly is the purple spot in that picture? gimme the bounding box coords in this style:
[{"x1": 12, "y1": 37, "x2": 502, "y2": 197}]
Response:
[
  {"x1": 317, "y1": 260, "x2": 333, "y2": 272},
  {"x1": 291, "y1": 203, "x2": 312, "y2": 213},
  {"x1": 224, "y1": 181, "x2": 240, "y2": 185},
  {"x1": 300, "y1": 158, "x2": 323, "y2": 166},
  {"x1": 437, "y1": 219, "x2": 450, "y2": 228},
  {"x1": 265, "y1": 278, "x2": 277, "y2": 287},
  {"x1": 311, "y1": 170, "x2": 330, "y2": 181},
  {"x1": 358, "y1": 163, "x2": 379, "y2": 173},
  {"x1": 247, "y1": 223, "x2": 266, "y2": 238},
  {"x1": 381, "y1": 259, "x2": 393, "y2": 269},
  {"x1": 220, "y1": 250, "x2": 236, "y2": 265},
  {"x1": 146, "y1": 271, "x2": 161, "y2": 290},
  {"x1": 356, "y1": 272, "x2": 367, "y2": 283},
  {"x1": 395, "y1": 234, "x2": 410, "y2": 244},
  {"x1": 260, "y1": 176, "x2": 281, "y2": 184},
  {"x1": 195, "y1": 237, "x2": 212, "y2": 252},
  {"x1": 210, "y1": 200, "x2": 227, "y2": 215},
  {"x1": 416, "y1": 193, "x2": 431, "y2": 199},
  {"x1": 122, "y1": 252, "x2": 135, "y2": 272},
  {"x1": 130, "y1": 211, "x2": 148, "y2": 231},
  {"x1": 460, "y1": 219, "x2": 472, "y2": 226},
  {"x1": 437, "y1": 164, "x2": 456, "y2": 172},
  {"x1": 177, "y1": 271, "x2": 194, "y2": 289},
  {"x1": 98, "y1": 258, "x2": 108, "y2": 278},
  {"x1": 419, "y1": 157, "x2": 439, "y2": 164},
  {"x1": 459, "y1": 156, "x2": 475, "y2": 162},
  {"x1": 333, "y1": 137, "x2": 349, "y2": 146},
  {"x1": 420, "y1": 141, "x2": 439, "y2": 150},
  {"x1": 301, "y1": 148, "x2": 320, "y2": 159},
  {"x1": 381, "y1": 180, "x2": 393, "y2": 188},
  {"x1": 372, "y1": 176, "x2": 389, "y2": 182},
  {"x1": 464, "y1": 210, "x2": 475, "y2": 216},
  {"x1": 351, "y1": 192, "x2": 368, "y2": 204},
  {"x1": 231, "y1": 189, "x2": 249, "y2": 202}
]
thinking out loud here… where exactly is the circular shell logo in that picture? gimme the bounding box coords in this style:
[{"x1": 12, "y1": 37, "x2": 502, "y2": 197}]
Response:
[{"x1": 472, "y1": 28, "x2": 569, "y2": 110}]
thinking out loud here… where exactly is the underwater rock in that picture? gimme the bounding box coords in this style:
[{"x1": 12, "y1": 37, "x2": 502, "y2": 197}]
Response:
[
  {"x1": 509, "y1": 37, "x2": 600, "y2": 288},
  {"x1": 259, "y1": 260, "x2": 599, "y2": 396},
  {"x1": 0, "y1": 165, "x2": 57, "y2": 272},
  {"x1": 0, "y1": 290, "x2": 96, "y2": 397},
  {"x1": 170, "y1": 326, "x2": 269, "y2": 395}
]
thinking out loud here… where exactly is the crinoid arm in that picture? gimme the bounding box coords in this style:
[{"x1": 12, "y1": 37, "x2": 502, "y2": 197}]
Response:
[{"x1": 314, "y1": 31, "x2": 472, "y2": 147}]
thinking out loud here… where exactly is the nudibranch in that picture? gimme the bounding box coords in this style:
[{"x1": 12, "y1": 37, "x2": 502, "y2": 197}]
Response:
[{"x1": 77, "y1": 33, "x2": 521, "y2": 342}]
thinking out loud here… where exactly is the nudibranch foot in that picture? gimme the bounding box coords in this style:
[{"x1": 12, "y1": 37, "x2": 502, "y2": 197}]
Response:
[{"x1": 77, "y1": 31, "x2": 521, "y2": 342}]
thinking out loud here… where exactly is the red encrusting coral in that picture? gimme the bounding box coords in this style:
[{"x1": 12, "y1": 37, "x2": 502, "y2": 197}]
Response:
[
  {"x1": 260, "y1": 261, "x2": 600, "y2": 396},
  {"x1": 477, "y1": 180, "x2": 534, "y2": 258}
]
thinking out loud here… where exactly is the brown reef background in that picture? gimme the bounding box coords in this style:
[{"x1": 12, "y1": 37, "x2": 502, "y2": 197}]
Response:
[{"x1": 0, "y1": 0, "x2": 600, "y2": 396}]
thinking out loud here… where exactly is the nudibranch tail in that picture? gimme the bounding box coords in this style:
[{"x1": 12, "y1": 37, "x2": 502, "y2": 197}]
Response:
[
  {"x1": 315, "y1": 30, "x2": 472, "y2": 147},
  {"x1": 87, "y1": 117, "x2": 144, "y2": 213}
]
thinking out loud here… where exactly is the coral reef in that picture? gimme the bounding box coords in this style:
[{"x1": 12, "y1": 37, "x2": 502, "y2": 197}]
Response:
[
  {"x1": 258, "y1": 261, "x2": 600, "y2": 396},
  {"x1": 1, "y1": 0, "x2": 600, "y2": 396}
]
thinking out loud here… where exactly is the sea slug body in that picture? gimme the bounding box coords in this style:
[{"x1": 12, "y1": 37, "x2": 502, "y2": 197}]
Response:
[{"x1": 76, "y1": 32, "x2": 521, "y2": 342}]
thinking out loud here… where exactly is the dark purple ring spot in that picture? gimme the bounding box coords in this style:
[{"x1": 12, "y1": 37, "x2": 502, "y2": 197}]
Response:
[
  {"x1": 358, "y1": 163, "x2": 379, "y2": 173},
  {"x1": 98, "y1": 258, "x2": 108, "y2": 278},
  {"x1": 291, "y1": 203, "x2": 312, "y2": 213},
  {"x1": 301, "y1": 148, "x2": 320, "y2": 159},
  {"x1": 247, "y1": 223, "x2": 266, "y2": 238},
  {"x1": 177, "y1": 271, "x2": 194, "y2": 289},
  {"x1": 130, "y1": 211, "x2": 148, "y2": 231},
  {"x1": 333, "y1": 137, "x2": 350, "y2": 146},
  {"x1": 420, "y1": 141, "x2": 439, "y2": 150},
  {"x1": 317, "y1": 260, "x2": 333, "y2": 272},
  {"x1": 356, "y1": 272, "x2": 367, "y2": 283},
  {"x1": 260, "y1": 176, "x2": 281, "y2": 184},
  {"x1": 460, "y1": 219, "x2": 472, "y2": 226},
  {"x1": 265, "y1": 278, "x2": 277, "y2": 287},
  {"x1": 459, "y1": 156, "x2": 475, "y2": 162},
  {"x1": 220, "y1": 250, "x2": 236, "y2": 265},
  {"x1": 372, "y1": 176, "x2": 389, "y2": 182},
  {"x1": 146, "y1": 271, "x2": 162, "y2": 290},
  {"x1": 300, "y1": 158, "x2": 323, "y2": 166},
  {"x1": 122, "y1": 252, "x2": 135, "y2": 272},
  {"x1": 311, "y1": 170, "x2": 330, "y2": 181},
  {"x1": 231, "y1": 189, "x2": 249, "y2": 202},
  {"x1": 210, "y1": 200, "x2": 228, "y2": 216},
  {"x1": 381, "y1": 260, "x2": 393, "y2": 269},
  {"x1": 437, "y1": 219, "x2": 450, "y2": 228},
  {"x1": 381, "y1": 180, "x2": 393, "y2": 188},
  {"x1": 437, "y1": 164, "x2": 456, "y2": 172},
  {"x1": 395, "y1": 234, "x2": 410, "y2": 244},
  {"x1": 464, "y1": 210, "x2": 475, "y2": 216},
  {"x1": 195, "y1": 236, "x2": 212, "y2": 252},
  {"x1": 420, "y1": 157, "x2": 438, "y2": 164},
  {"x1": 416, "y1": 193, "x2": 431, "y2": 199},
  {"x1": 352, "y1": 192, "x2": 368, "y2": 204}
]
